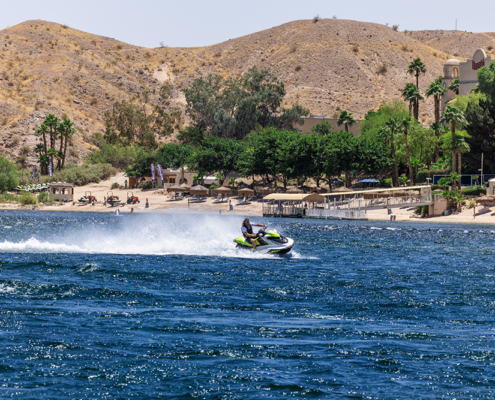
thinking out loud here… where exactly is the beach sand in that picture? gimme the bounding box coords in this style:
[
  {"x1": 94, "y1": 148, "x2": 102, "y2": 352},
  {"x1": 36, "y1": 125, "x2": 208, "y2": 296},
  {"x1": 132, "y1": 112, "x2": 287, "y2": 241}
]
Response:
[{"x1": 3, "y1": 173, "x2": 495, "y2": 225}]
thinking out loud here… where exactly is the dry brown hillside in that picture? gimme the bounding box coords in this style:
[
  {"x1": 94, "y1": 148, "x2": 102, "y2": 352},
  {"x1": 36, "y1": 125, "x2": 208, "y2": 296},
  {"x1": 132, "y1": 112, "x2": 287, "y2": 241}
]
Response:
[
  {"x1": 0, "y1": 18, "x2": 486, "y2": 167},
  {"x1": 409, "y1": 30, "x2": 495, "y2": 59}
]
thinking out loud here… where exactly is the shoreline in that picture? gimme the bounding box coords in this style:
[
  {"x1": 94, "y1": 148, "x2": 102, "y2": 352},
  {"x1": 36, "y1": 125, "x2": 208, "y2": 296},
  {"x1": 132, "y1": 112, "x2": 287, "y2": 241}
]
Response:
[
  {"x1": 4, "y1": 172, "x2": 495, "y2": 226},
  {"x1": 2, "y1": 203, "x2": 495, "y2": 227}
]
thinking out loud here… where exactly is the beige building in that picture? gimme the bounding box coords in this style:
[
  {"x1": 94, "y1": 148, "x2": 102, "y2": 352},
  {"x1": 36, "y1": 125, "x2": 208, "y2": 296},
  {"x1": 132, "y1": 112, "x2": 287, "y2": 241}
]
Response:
[
  {"x1": 296, "y1": 115, "x2": 362, "y2": 136},
  {"x1": 441, "y1": 48, "x2": 493, "y2": 109}
]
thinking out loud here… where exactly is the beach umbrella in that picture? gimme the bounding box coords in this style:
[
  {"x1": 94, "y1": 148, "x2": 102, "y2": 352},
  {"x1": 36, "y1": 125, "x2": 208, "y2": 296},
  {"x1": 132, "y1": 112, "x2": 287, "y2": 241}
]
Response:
[
  {"x1": 275, "y1": 187, "x2": 286, "y2": 193},
  {"x1": 287, "y1": 187, "x2": 303, "y2": 193},
  {"x1": 190, "y1": 185, "x2": 208, "y2": 195},
  {"x1": 238, "y1": 188, "x2": 254, "y2": 196},
  {"x1": 297, "y1": 185, "x2": 312, "y2": 192},
  {"x1": 332, "y1": 186, "x2": 353, "y2": 192},
  {"x1": 180, "y1": 183, "x2": 191, "y2": 191},
  {"x1": 331, "y1": 178, "x2": 342, "y2": 182},
  {"x1": 260, "y1": 187, "x2": 275, "y2": 194},
  {"x1": 214, "y1": 186, "x2": 232, "y2": 200},
  {"x1": 167, "y1": 184, "x2": 185, "y2": 193}
]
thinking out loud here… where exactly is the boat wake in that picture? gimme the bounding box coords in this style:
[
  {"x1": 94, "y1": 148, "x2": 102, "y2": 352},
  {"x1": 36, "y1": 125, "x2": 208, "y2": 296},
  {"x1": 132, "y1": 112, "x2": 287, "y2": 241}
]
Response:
[{"x1": 0, "y1": 213, "x2": 302, "y2": 259}]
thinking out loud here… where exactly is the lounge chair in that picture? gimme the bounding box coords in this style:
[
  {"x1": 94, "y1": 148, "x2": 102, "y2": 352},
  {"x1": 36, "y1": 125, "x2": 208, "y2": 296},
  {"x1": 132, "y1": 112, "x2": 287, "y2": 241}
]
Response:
[
  {"x1": 236, "y1": 196, "x2": 251, "y2": 205},
  {"x1": 212, "y1": 194, "x2": 223, "y2": 204}
]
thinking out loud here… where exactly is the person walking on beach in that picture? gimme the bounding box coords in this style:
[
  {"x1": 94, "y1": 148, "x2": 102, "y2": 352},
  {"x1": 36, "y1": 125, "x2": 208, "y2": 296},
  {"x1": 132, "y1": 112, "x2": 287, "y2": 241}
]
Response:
[
  {"x1": 241, "y1": 218, "x2": 267, "y2": 251},
  {"x1": 124, "y1": 180, "x2": 128, "y2": 189}
]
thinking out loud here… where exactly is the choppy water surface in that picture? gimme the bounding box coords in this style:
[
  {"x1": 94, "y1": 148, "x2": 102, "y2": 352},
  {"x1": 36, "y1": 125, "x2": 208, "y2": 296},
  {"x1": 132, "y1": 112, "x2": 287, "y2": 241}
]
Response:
[{"x1": 1, "y1": 210, "x2": 495, "y2": 398}]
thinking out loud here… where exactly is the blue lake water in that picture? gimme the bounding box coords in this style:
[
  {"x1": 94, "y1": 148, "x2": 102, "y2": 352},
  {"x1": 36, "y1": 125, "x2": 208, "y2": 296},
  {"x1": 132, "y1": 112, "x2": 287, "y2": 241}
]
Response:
[{"x1": 1, "y1": 210, "x2": 495, "y2": 398}]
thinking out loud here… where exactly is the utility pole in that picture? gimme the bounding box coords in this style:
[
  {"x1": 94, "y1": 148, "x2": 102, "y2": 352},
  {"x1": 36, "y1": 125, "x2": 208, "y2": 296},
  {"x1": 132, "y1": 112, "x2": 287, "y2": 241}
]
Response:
[{"x1": 481, "y1": 153, "x2": 484, "y2": 185}]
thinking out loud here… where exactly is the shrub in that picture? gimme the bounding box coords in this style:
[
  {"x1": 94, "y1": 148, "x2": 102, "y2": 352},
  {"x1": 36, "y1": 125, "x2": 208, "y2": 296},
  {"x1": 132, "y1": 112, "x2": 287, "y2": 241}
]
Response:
[
  {"x1": 415, "y1": 205, "x2": 429, "y2": 217},
  {"x1": 376, "y1": 64, "x2": 388, "y2": 75},
  {"x1": 352, "y1": 44, "x2": 359, "y2": 53},
  {"x1": 488, "y1": 45, "x2": 493, "y2": 51},
  {"x1": 469, "y1": 199, "x2": 476, "y2": 209},
  {"x1": 19, "y1": 192, "x2": 37, "y2": 206},
  {"x1": 295, "y1": 65, "x2": 302, "y2": 72},
  {"x1": 427, "y1": 168, "x2": 449, "y2": 178},
  {"x1": 313, "y1": 14, "x2": 321, "y2": 23},
  {"x1": 431, "y1": 185, "x2": 441, "y2": 190},
  {"x1": 461, "y1": 186, "x2": 486, "y2": 196},
  {"x1": 89, "y1": 97, "x2": 98, "y2": 106},
  {"x1": 379, "y1": 178, "x2": 392, "y2": 188},
  {"x1": 86, "y1": 143, "x2": 147, "y2": 170},
  {"x1": 290, "y1": 44, "x2": 297, "y2": 53},
  {"x1": 111, "y1": 182, "x2": 120, "y2": 189},
  {"x1": 37, "y1": 191, "x2": 54, "y2": 205},
  {"x1": 392, "y1": 24, "x2": 399, "y2": 31},
  {"x1": 47, "y1": 163, "x2": 117, "y2": 186},
  {"x1": 415, "y1": 170, "x2": 428, "y2": 183}
]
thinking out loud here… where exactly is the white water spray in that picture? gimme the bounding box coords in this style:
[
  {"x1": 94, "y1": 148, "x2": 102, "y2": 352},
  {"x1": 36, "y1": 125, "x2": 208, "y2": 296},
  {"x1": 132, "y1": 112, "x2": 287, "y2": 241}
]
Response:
[{"x1": 0, "y1": 213, "x2": 300, "y2": 258}]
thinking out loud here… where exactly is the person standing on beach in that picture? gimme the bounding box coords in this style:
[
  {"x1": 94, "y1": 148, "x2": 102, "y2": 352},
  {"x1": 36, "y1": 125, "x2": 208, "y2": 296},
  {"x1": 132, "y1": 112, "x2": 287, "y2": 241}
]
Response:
[{"x1": 125, "y1": 180, "x2": 128, "y2": 189}]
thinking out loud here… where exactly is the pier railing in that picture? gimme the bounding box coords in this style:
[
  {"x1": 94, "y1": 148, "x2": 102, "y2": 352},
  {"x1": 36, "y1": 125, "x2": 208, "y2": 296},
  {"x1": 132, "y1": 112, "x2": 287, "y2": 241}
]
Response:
[
  {"x1": 325, "y1": 192, "x2": 434, "y2": 211},
  {"x1": 305, "y1": 209, "x2": 367, "y2": 220}
]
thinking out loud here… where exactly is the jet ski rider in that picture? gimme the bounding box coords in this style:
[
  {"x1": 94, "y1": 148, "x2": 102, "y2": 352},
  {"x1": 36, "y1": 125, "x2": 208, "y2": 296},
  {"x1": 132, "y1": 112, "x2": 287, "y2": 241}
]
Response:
[{"x1": 241, "y1": 218, "x2": 267, "y2": 251}]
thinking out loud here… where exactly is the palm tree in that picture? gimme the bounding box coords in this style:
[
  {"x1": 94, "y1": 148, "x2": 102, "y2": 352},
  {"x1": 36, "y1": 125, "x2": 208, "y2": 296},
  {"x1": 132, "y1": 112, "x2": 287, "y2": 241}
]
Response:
[
  {"x1": 399, "y1": 117, "x2": 414, "y2": 183},
  {"x1": 401, "y1": 83, "x2": 417, "y2": 116},
  {"x1": 453, "y1": 134, "x2": 470, "y2": 190},
  {"x1": 407, "y1": 58, "x2": 427, "y2": 119},
  {"x1": 426, "y1": 79, "x2": 446, "y2": 161},
  {"x1": 337, "y1": 110, "x2": 356, "y2": 132},
  {"x1": 35, "y1": 124, "x2": 49, "y2": 174},
  {"x1": 385, "y1": 119, "x2": 400, "y2": 187},
  {"x1": 58, "y1": 119, "x2": 75, "y2": 169},
  {"x1": 430, "y1": 122, "x2": 442, "y2": 162},
  {"x1": 449, "y1": 79, "x2": 460, "y2": 95},
  {"x1": 450, "y1": 172, "x2": 460, "y2": 196},
  {"x1": 44, "y1": 114, "x2": 60, "y2": 170},
  {"x1": 440, "y1": 105, "x2": 466, "y2": 181}
]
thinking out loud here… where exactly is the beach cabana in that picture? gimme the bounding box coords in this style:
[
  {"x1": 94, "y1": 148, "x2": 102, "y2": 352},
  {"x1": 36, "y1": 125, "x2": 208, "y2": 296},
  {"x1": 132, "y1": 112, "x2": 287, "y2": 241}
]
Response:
[
  {"x1": 214, "y1": 186, "x2": 232, "y2": 200},
  {"x1": 260, "y1": 187, "x2": 275, "y2": 194},
  {"x1": 49, "y1": 182, "x2": 74, "y2": 202},
  {"x1": 167, "y1": 184, "x2": 185, "y2": 193},
  {"x1": 332, "y1": 186, "x2": 353, "y2": 193},
  {"x1": 190, "y1": 185, "x2": 208, "y2": 195},
  {"x1": 238, "y1": 188, "x2": 254, "y2": 196},
  {"x1": 287, "y1": 187, "x2": 303, "y2": 194}
]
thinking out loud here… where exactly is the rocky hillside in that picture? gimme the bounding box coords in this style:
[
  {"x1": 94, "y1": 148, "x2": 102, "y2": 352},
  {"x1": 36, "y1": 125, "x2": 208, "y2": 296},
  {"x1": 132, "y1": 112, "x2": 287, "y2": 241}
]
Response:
[
  {"x1": 0, "y1": 19, "x2": 489, "y2": 166},
  {"x1": 409, "y1": 30, "x2": 495, "y2": 59}
]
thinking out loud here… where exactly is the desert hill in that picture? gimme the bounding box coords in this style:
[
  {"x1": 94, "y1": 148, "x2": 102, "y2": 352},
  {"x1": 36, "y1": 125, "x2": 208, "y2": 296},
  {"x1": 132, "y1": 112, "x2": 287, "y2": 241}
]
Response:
[
  {"x1": 409, "y1": 30, "x2": 495, "y2": 59},
  {"x1": 0, "y1": 18, "x2": 488, "y2": 167}
]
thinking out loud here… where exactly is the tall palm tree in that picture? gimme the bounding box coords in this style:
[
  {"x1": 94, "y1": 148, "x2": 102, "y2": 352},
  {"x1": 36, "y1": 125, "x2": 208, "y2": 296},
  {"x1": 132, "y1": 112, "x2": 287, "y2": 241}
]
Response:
[
  {"x1": 399, "y1": 117, "x2": 414, "y2": 184},
  {"x1": 426, "y1": 80, "x2": 446, "y2": 161},
  {"x1": 401, "y1": 83, "x2": 423, "y2": 119},
  {"x1": 337, "y1": 110, "x2": 356, "y2": 132},
  {"x1": 401, "y1": 83, "x2": 417, "y2": 116},
  {"x1": 453, "y1": 134, "x2": 470, "y2": 190},
  {"x1": 385, "y1": 119, "x2": 400, "y2": 187},
  {"x1": 448, "y1": 79, "x2": 460, "y2": 95},
  {"x1": 59, "y1": 119, "x2": 75, "y2": 169},
  {"x1": 440, "y1": 105, "x2": 466, "y2": 180},
  {"x1": 430, "y1": 122, "x2": 442, "y2": 161},
  {"x1": 407, "y1": 58, "x2": 427, "y2": 120},
  {"x1": 35, "y1": 124, "x2": 49, "y2": 174},
  {"x1": 44, "y1": 114, "x2": 60, "y2": 170}
]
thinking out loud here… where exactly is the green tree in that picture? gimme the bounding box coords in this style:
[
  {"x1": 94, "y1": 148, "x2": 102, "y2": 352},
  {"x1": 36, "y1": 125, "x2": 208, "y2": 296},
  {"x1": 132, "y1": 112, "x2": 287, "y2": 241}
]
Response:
[
  {"x1": 407, "y1": 57, "x2": 427, "y2": 120},
  {"x1": 104, "y1": 84, "x2": 181, "y2": 150},
  {"x1": 188, "y1": 137, "x2": 245, "y2": 181},
  {"x1": 441, "y1": 106, "x2": 466, "y2": 176},
  {"x1": 401, "y1": 83, "x2": 421, "y2": 116},
  {"x1": 58, "y1": 119, "x2": 75, "y2": 169},
  {"x1": 398, "y1": 117, "x2": 414, "y2": 183},
  {"x1": 184, "y1": 67, "x2": 309, "y2": 139},
  {"x1": 449, "y1": 79, "x2": 460, "y2": 95},
  {"x1": 384, "y1": 118, "x2": 400, "y2": 187},
  {"x1": 310, "y1": 120, "x2": 333, "y2": 135},
  {"x1": 426, "y1": 78, "x2": 446, "y2": 161},
  {"x1": 337, "y1": 110, "x2": 356, "y2": 132},
  {"x1": 360, "y1": 99, "x2": 409, "y2": 140}
]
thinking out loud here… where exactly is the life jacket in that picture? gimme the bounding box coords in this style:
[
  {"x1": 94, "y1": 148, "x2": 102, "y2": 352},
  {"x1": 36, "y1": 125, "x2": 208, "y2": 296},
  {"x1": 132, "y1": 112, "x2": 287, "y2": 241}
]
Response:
[{"x1": 242, "y1": 223, "x2": 253, "y2": 237}]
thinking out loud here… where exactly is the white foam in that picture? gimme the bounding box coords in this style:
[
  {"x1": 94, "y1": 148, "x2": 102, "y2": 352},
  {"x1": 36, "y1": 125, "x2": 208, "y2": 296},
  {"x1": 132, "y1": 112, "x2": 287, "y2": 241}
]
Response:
[
  {"x1": 0, "y1": 214, "x2": 302, "y2": 259},
  {"x1": 0, "y1": 283, "x2": 15, "y2": 294}
]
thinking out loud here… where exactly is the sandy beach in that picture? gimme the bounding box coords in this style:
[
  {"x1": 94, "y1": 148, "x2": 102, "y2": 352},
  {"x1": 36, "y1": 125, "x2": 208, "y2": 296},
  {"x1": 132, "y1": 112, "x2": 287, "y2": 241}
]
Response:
[{"x1": 3, "y1": 172, "x2": 495, "y2": 225}]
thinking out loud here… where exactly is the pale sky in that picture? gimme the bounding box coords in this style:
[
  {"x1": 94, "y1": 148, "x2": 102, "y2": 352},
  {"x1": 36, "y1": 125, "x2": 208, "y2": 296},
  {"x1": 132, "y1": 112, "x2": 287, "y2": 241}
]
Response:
[{"x1": 1, "y1": 0, "x2": 491, "y2": 48}]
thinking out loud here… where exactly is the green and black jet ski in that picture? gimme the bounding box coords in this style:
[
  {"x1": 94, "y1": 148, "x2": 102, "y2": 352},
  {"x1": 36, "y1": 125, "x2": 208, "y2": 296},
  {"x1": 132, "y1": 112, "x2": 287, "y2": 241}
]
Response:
[{"x1": 234, "y1": 227, "x2": 294, "y2": 255}]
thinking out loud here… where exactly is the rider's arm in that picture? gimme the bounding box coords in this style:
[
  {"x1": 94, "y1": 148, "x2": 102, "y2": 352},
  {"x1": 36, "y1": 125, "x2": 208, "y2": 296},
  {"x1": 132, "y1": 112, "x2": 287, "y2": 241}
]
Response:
[{"x1": 253, "y1": 223, "x2": 268, "y2": 228}]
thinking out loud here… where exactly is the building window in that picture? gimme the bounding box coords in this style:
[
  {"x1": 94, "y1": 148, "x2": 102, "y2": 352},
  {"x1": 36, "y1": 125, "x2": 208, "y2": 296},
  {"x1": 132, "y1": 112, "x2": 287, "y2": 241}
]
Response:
[
  {"x1": 453, "y1": 68, "x2": 458, "y2": 78},
  {"x1": 444, "y1": 67, "x2": 448, "y2": 76}
]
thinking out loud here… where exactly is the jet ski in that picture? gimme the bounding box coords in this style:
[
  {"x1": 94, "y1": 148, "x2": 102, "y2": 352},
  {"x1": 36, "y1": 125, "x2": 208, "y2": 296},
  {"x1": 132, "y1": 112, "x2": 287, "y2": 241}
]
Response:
[{"x1": 234, "y1": 227, "x2": 294, "y2": 255}]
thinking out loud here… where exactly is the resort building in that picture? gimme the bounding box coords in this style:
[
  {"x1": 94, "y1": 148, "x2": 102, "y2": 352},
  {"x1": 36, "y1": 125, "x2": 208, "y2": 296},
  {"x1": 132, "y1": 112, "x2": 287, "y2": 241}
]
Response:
[{"x1": 441, "y1": 48, "x2": 493, "y2": 109}]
